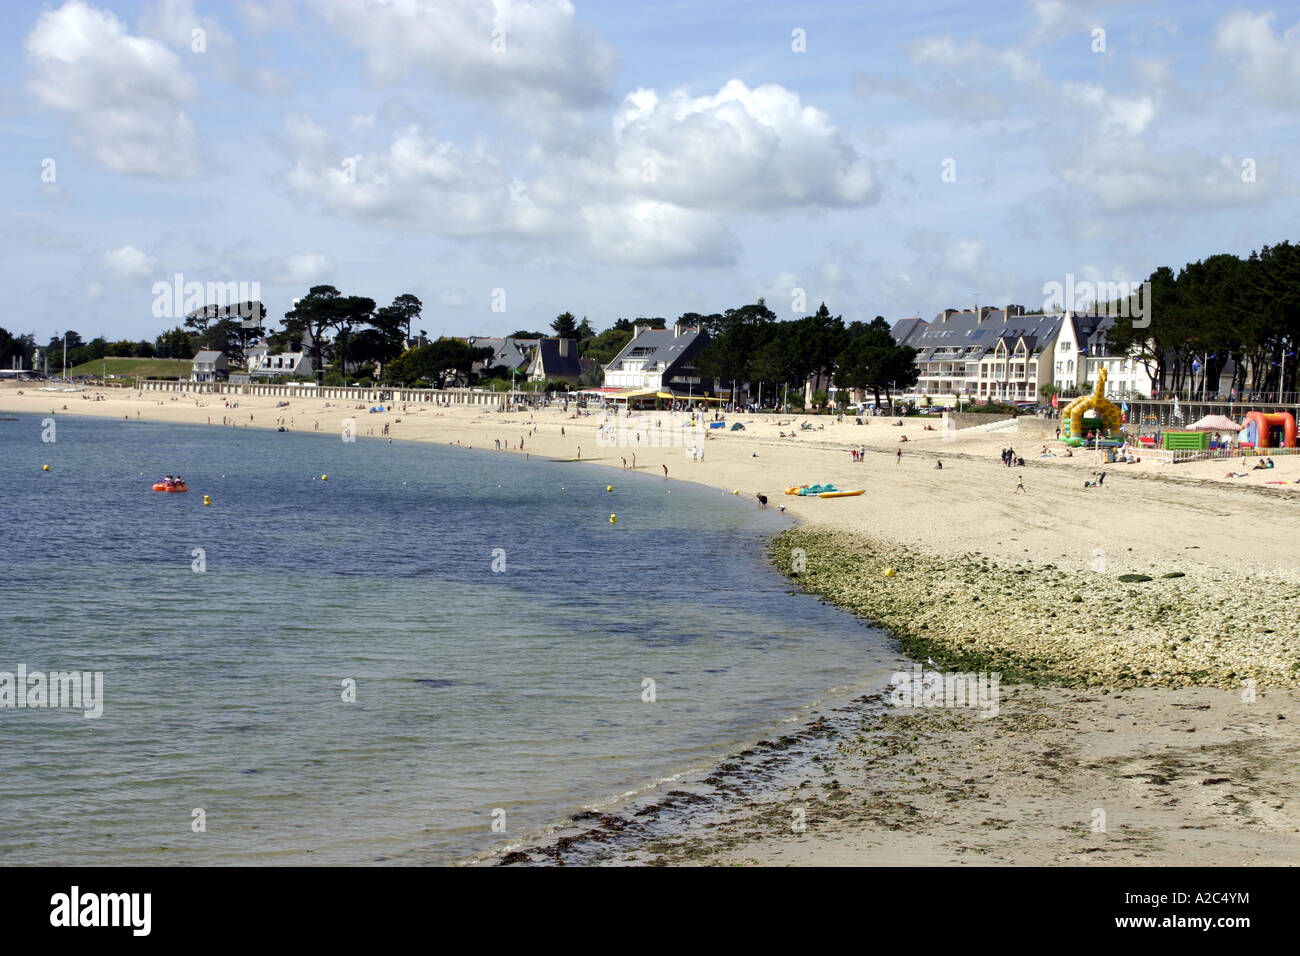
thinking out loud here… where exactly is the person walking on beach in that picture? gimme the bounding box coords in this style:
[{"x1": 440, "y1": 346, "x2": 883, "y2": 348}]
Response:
[
  {"x1": 662, "y1": 464, "x2": 668, "y2": 478},
  {"x1": 896, "y1": 447, "x2": 901, "y2": 465},
  {"x1": 1015, "y1": 474, "x2": 1026, "y2": 493}
]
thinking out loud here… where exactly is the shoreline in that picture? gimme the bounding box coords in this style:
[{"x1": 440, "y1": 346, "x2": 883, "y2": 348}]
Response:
[{"x1": 6, "y1": 383, "x2": 1300, "y2": 864}]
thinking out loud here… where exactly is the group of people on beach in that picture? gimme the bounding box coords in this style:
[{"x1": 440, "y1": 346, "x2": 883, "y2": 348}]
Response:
[
  {"x1": 849, "y1": 445, "x2": 867, "y2": 461},
  {"x1": 1001, "y1": 447, "x2": 1025, "y2": 468}
]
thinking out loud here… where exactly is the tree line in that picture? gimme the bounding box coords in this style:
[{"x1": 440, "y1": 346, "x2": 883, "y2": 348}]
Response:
[
  {"x1": 9, "y1": 238, "x2": 1293, "y2": 397},
  {"x1": 1107, "y1": 240, "x2": 1300, "y2": 399}
]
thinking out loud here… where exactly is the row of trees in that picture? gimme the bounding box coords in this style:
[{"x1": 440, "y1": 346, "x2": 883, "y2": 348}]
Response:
[
  {"x1": 692, "y1": 300, "x2": 919, "y2": 407},
  {"x1": 1107, "y1": 241, "x2": 1300, "y2": 399}
]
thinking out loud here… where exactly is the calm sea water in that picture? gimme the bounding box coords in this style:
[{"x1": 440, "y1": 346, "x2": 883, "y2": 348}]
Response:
[{"x1": 0, "y1": 414, "x2": 899, "y2": 864}]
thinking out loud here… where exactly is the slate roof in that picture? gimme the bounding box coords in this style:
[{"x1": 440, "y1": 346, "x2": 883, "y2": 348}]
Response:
[
  {"x1": 466, "y1": 337, "x2": 539, "y2": 372},
  {"x1": 605, "y1": 327, "x2": 707, "y2": 373},
  {"x1": 532, "y1": 338, "x2": 581, "y2": 379}
]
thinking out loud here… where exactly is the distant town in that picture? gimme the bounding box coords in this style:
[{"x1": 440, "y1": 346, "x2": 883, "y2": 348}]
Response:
[{"x1": 3, "y1": 239, "x2": 1297, "y2": 410}]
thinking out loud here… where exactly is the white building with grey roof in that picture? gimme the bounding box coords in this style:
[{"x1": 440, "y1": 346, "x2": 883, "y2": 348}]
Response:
[{"x1": 602, "y1": 324, "x2": 712, "y2": 394}]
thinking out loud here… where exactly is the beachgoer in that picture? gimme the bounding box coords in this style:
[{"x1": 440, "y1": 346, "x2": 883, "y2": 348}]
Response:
[
  {"x1": 1015, "y1": 475, "x2": 1026, "y2": 493},
  {"x1": 935, "y1": 460, "x2": 943, "y2": 469},
  {"x1": 896, "y1": 448, "x2": 901, "y2": 465},
  {"x1": 756, "y1": 494, "x2": 768, "y2": 508},
  {"x1": 662, "y1": 464, "x2": 668, "y2": 478}
]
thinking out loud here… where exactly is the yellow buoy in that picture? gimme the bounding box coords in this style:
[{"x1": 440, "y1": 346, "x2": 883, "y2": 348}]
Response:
[
  {"x1": 203, "y1": 495, "x2": 212, "y2": 506},
  {"x1": 609, "y1": 513, "x2": 617, "y2": 523},
  {"x1": 43, "y1": 464, "x2": 50, "y2": 471},
  {"x1": 321, "y1": 474, "x2": 328, "y2": 481},
  {"x1": 606, "y1": 485, "x2": 613, "y2": 492},
  {"x1": 884, "y1": 568, "x2": 896, "y2": 577},
  {"x1": 732, "y1": 489, "x2": 738, "y2": 495}
]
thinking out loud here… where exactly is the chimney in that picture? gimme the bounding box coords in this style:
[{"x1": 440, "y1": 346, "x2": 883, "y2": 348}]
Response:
[
  {"x1": 559, "y1": 338, "x2": 570, "y2": 357},
  {"x1": 674, "y1": 324, "x2": 682, "y2": 338},
  {"x1": 980, "y1": 306, "x2": 994, "y2": 322},
  {"x1": 633, "y1": 323, "x2": 643, "y2": 339},
  {"x1": 941, "y1": 308, "x2": 957, "y2": 323}
]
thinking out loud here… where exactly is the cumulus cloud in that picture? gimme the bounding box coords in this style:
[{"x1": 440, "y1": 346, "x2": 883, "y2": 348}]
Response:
[
  {"x1": 606, "y1": 80, "x2": 879, "y2": 210},
  {"x1": 104, "y1": 244, "x2": 158, "y2": 278},
  {"x1": 269, "y1": 252, "x2": 333, "y2": 285},
  {"x1": 285, "y1": 125, "x2": 554, "y2": 238},
  {"x1": 24, "y1": 0, "x2": 200, "y2": 178},
  {"x1": 1214, "y1": 10, "x2": 1300, "y2": 110},
  {"x1": 281, "y1": 78, "x2": 877, "y2": 266},
  {"x1": 313, "y1": 0, "x2": 619, "y2": 115}
]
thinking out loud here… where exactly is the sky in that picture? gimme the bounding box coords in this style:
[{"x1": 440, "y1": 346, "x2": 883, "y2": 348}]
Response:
[{"x1": 3, "y1": 0, "x2": 1298, "y2": 343}]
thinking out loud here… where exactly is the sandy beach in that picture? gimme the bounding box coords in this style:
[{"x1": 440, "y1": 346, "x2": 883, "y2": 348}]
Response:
[{"x1": 6, "y1": 381, "x2": 1298, "y2": 865}]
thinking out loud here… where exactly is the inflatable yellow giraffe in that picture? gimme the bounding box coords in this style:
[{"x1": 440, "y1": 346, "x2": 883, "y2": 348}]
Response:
[{"x1": 1061, "y1": 367, "x2": 1123, "y2": 443}]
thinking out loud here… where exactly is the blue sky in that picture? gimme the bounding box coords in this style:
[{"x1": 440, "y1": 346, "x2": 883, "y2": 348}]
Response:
[{"x1": 3, "y1": 0, "x2": 1297, "y2": 342}]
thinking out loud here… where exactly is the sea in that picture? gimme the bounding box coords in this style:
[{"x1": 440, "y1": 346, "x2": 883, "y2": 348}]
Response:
[{"x1": 0, "y1": 414, "x2": 901, "y2": 864}]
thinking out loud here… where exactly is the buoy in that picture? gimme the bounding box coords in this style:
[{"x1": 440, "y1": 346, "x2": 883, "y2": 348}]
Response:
[
  {"x1": 606, "y1": 485, "x2": 613, "y2": 492},
  {"x1": 609, "y1": 513, "x2": 617, "y2": 523},
  {"x1": 732, "y1": 489, "x2": 738, "y2": 495},
  {"x1": 203, "y1": 495, "x2": 212, "y2": 506},
  {"x1": 321, "y1": 474, "x2": 328, "y2": 481},
  {"x1": 884, "y1": 568, "x2": 896, "y2": 577},
  {"x1": 42, "y1": 464, "x2": 50, "y2": 471}
]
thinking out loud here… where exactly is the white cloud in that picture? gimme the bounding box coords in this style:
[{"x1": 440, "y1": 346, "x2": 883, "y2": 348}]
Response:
[
  {"x1": 104, "y1": 244, "x2": 158, "y2": 278},
  {"x1": 281, "y1": 78, "x2": 875, "y2": 266},
  {"x1": 285, "y1": 124, "x2": 553, "y2": 239},
  {"x1": 1061, "y1": 144, "x2": 1270, "y2": 212},
  {"x1": 313, "y1": 0, "x2": 619, "y2": 115},
  {"x1": 142, "y1": 0, "x2": 233, "y2": 51},
  {"x1": 1214, "y1": 10, "x2": 1300, "y2": 110},
  {"x1": 580, "y1": 200, "x2": 738, "y2": 267},
  {"x1": 1062, "y1": 82, "x2": 1155, "y2": 136},
  {"x1": 269, "y1": 252, "x2": 334, "y2": 285},
  {"x1": 607, "y1": 80, "x2": 879, "y2": 210},
  {"x1": 142, "y1": 0, "x2": 291, "y2": 96},
  {"x1": 24, "y1": 0, "x2": 200, "y2": 178}
]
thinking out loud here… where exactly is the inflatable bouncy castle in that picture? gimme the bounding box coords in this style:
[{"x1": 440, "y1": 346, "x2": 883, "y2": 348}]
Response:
[
  {"x1": 1240, "y1": 411, "x2": 1297, "y2": 449},
  {"x1": 1061, "y1": 368, "x2": 1124, "y2": 446}
]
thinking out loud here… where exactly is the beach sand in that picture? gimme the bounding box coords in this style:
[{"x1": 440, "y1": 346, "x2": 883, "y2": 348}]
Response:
[{"x1": 6, "y1": 382, "x2": 1298, "y2": 864}]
